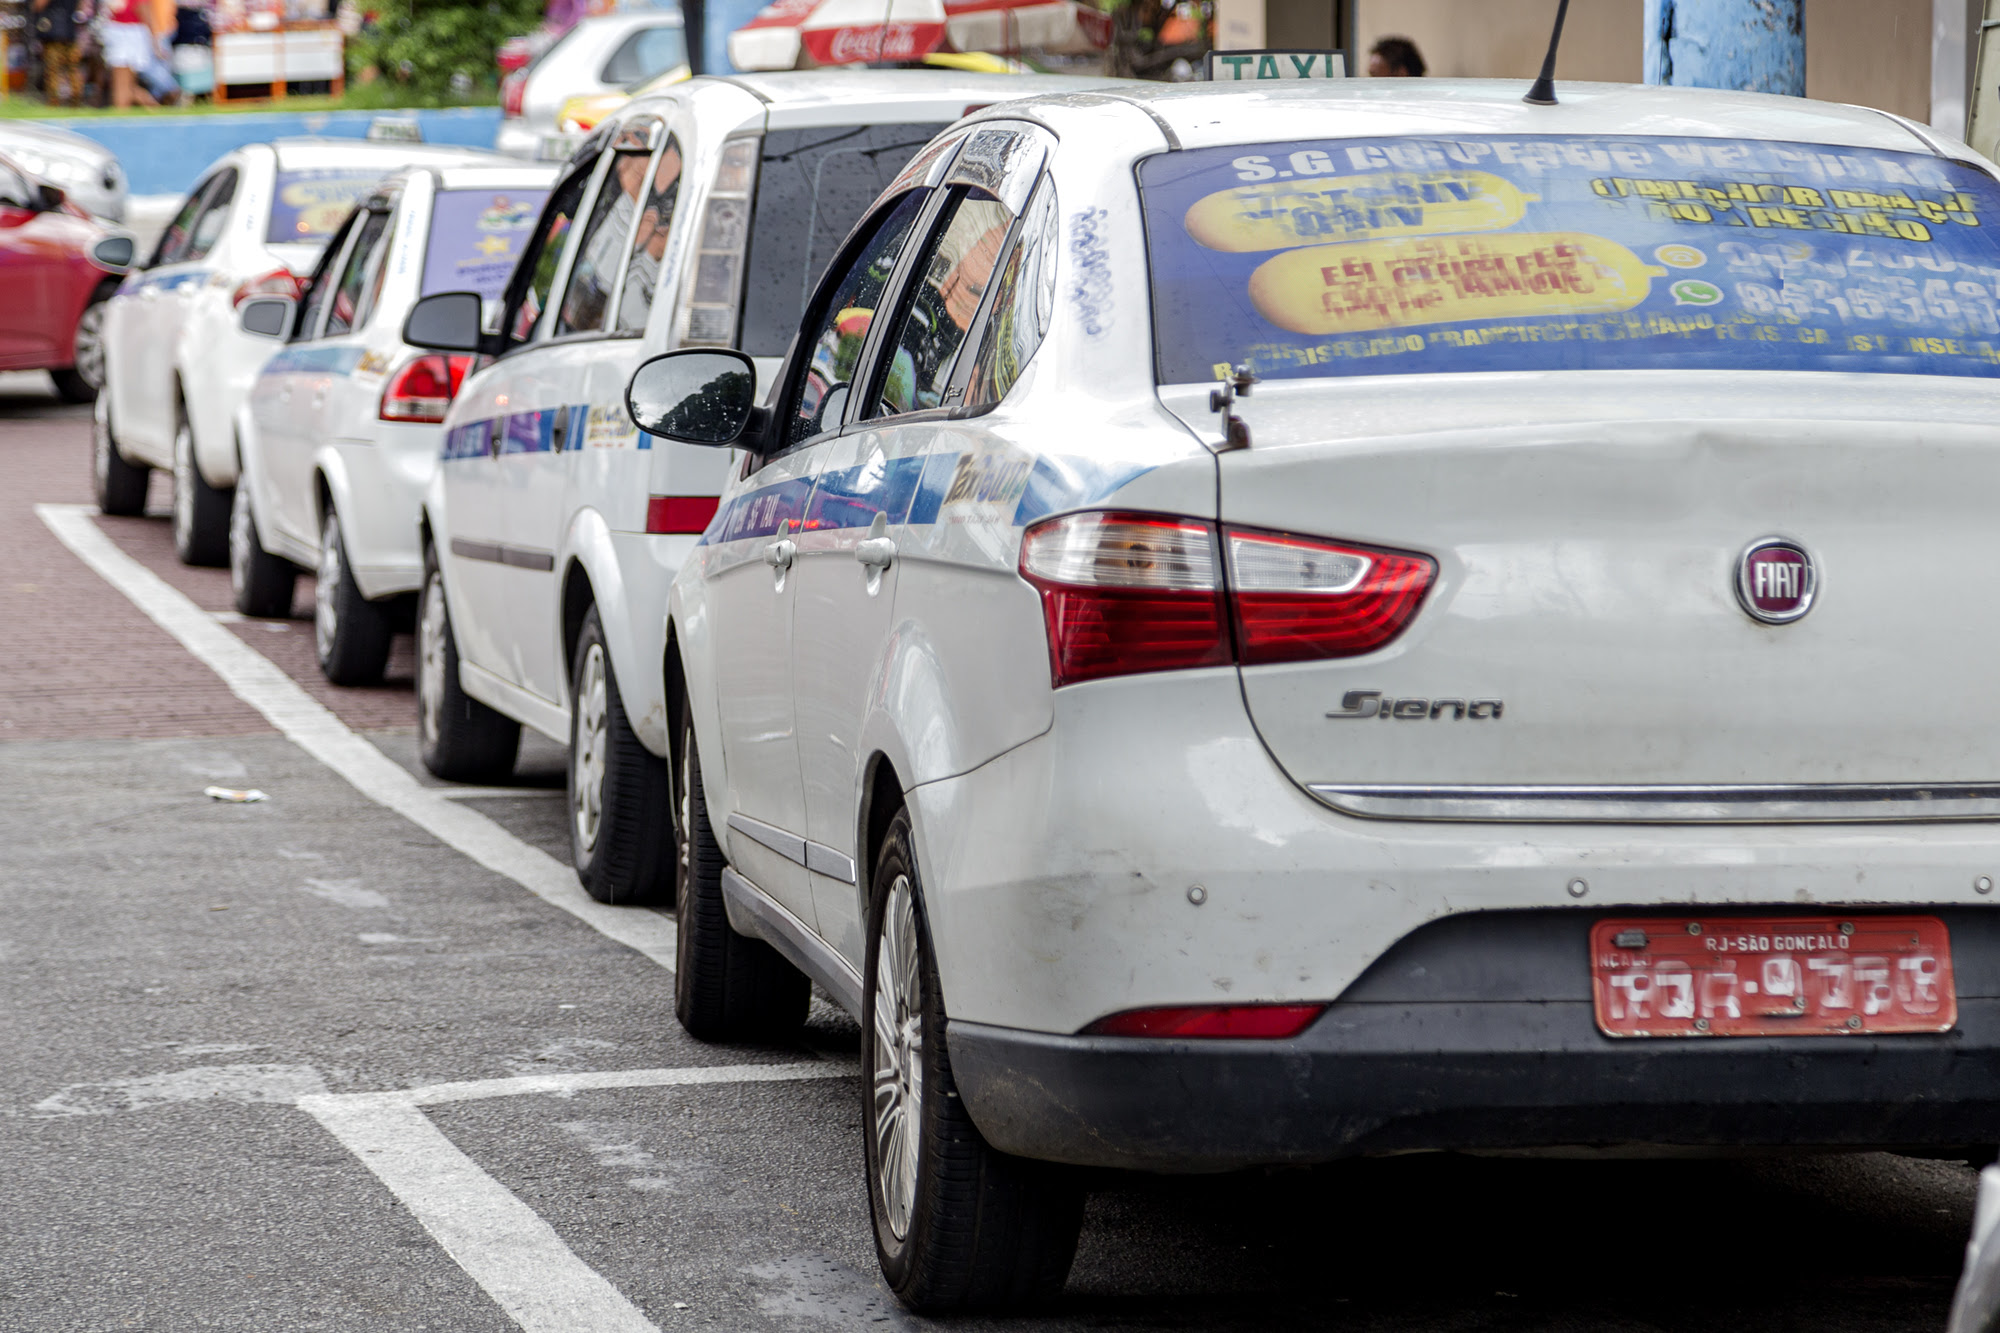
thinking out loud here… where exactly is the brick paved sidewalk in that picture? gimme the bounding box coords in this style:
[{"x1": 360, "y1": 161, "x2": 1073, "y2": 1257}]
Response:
[{"x1": 1, "y1": 382, "x2": 417, "y2": 740}]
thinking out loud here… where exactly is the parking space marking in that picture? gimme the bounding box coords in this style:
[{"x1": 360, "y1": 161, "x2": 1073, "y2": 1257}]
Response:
[
  {"x1": 299, "y1": 1063, "x2": 849, "y2": 1333},
  {"x1": 34, "y1": 503, "x2": 676, "y2": 973}
]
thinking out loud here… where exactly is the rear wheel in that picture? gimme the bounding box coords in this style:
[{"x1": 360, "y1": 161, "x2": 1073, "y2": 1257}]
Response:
[
  {"x1": 568, "y1": 608, "x2": 674, "y2": 904},
  {"x1": 314, "y1": 507, "x2": 393, "y2": 685},
  {"x1": 91, "y1": 393, "x2": 147, "y2": 516},
  {"x1": 864, "y1": 809, "x2": 1084, "y2": 1314},
  {"x1": 416, "y1": 546, "x2": 519, "y2": 783},
  {"x1": 55, "y1": 291, "x2": 111, "y2": 403},
  {"x1": 230, "y1": 479, "x2": 296, "y2": 619},
  {"x1": 171, "y1": 409, "x2": 229, "y2": 566},
  {"x1": 672, "y1": 687, "x2": 809, "y2": 1041}
]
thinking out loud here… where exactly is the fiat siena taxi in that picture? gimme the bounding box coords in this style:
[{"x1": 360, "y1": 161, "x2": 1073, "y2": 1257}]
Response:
[{"x1": 628, "y1": 81, "x2": 2000, "y2": 1310}]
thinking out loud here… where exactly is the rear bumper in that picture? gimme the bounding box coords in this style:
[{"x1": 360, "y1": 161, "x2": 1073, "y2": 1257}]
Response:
[{"x1": 948, "y1": 908, "x2": 2000, "y2": 1172}]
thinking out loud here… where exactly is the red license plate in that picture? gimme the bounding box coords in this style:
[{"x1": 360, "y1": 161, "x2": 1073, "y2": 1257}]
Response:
[{"x1": 1590, "y1": 915, "x2": 1955, "y2": 1038}]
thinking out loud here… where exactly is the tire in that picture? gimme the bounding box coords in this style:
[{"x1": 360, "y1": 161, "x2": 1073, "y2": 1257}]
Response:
[
  {"x1": 53, "y1": 290, "x2": 110, "y2": 403},
  {"x1": 864, "y1": 809, "x2": 1084, "y2": 1314},
  {"x1": 91, "y1": 392, "x2": 148, "y2": 516},
  {"x1": 672, "y1": 687, "x2": 809, "y2": 1041},
  {"x1": 171, "y1": 407, "x2": 229, "y2": 566},
  {"x1": 230, "y1": 480, "x2": 297, "y2": 619},
  {"x1": 568, "y1": 608, "x2": 674, "y2": 905},
  {"x1": 416, "y1": 545, "x2": 519, "y2": 783},
  {"x1": 313, "y1": 507, "x2": 393, "y2": 685}
]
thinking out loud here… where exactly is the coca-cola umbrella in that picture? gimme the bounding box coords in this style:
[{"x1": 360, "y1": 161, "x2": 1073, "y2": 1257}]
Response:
[{"x1": 728, "y1": 0, "x2": 1108, "y2": 71}]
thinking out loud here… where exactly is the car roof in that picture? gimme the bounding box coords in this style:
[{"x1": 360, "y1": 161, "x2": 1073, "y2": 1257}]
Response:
[
  {"x1": 0, "y1": 122, "x2": 113, "y2": 161},
  {"x1": 715, "y1": 68, "x2": 1133, "y2": 112},
  {"x1": 990, "y1": 79, "x2": 1951, "y2": 158},
  {"x1": 269, "y1": 140, "x2": 513, "y2": 172},
  {"x1": 428, "y1": 162, "x2": 561, "y2": 191}
]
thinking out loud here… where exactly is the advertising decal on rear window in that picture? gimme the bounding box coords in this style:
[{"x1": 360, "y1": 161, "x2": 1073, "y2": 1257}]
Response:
[
  {"x1": 267, "y1": 170, "x2": 383, "y2": 243},
  {"x1": 422, "y1": 189, "x2": 551, "y2": 301},
  {"x1": 1139, "y1": 135, "x2": 2000, "y2": 382}
]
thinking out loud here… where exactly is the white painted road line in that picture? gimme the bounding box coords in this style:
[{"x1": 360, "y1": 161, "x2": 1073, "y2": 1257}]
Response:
[
  {"x1": 34, "y1": 503, "x2": 676, "y2": 973},
  {"x1": 297, "y1": 1063, "x2": 852, "y2": 1333}
]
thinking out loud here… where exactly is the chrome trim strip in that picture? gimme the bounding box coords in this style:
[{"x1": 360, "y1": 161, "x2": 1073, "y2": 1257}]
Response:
[
  {"x1": 727, "y1": 812, "x2": 807, "y2": 865},
  {"x1": 449, "y1": 537, "x2": 554, "y2": 572},
  {"x1": 721, "y1": 867, "x2": 863, "y2": 1019},
  {"x1": 804, "y1": 841, "x2": 856, "y2": 885},
  {"x1": 1310, "y1": 783, "x2": 2000, "y2": 824}
]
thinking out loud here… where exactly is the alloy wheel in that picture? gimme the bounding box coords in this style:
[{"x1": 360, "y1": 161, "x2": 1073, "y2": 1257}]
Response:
[
  {"x1": 571, "y1": 643, "x2": 609, "y2": 854},
  {"x1": 871, "y1": 873, "x2": 925, "y2": 1241},
  {"x1": 72, "y1": 300, "x2": 107, "y2": 389},
  {"x1": 315, "y1": 516, "x2": 342, "y2": 662},
  {"x1": 172, "y1": 425, "x2": 194, "y2": 552},
  {"x1": 418, "y1": 572, "x2": 448, "y2": 746}
]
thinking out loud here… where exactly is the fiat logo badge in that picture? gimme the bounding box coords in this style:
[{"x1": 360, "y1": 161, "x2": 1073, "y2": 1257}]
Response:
[{"x1": 1736, "y1": 537, "x2": 1816, "y2": 624}]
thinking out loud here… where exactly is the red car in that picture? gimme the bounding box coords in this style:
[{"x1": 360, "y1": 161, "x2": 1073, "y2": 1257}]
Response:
[{"x1": 0, "y1": 151, "x2": 133, "y2": 402}]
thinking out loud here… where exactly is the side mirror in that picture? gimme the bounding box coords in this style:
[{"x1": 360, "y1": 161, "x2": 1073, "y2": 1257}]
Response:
[
  {"x1": 90, "y1": 234, "x2": 136, "y2": 273},
  {"x1": 239, "y1": 296, "x2": 295, "y2": 340},
  {"x1": 36, "y1": 183, "x2": 65, "y2": 212},
  {"x1": 403, "y1": 290, "x2": 484, "y2": 353},
  {"x1": 626, "y1": 349, "x2": 762, "y2": 447}
]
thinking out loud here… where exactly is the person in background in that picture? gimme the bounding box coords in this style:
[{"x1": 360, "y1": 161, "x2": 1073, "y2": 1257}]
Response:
[
  {"x1": 103, "y1": 0, "x2": 159, "y2": 105},
  {"x1": 1368, "y1": 35, "x2": 1425, "y2": 77},
  {"x1": 33, "y1": 0, "x2": 81, "y2": 106}
]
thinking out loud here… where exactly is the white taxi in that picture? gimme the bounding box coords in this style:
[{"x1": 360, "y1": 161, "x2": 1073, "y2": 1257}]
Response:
[
  {"x1": 631, "y1": 82, "x2": 2000, "y2": 1309},
  {"x1": 401, "y1": 70, "x2": 1123, "y2": 905},
  {"x1": 93, "y1": 139, "x2": 503, "y2": 565},
  {"x1": 230, "y1": 163, "x2": 554, "y2": 684}
]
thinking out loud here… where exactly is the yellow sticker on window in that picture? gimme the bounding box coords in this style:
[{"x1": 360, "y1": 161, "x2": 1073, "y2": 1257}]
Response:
[
  {"x1": 1249, "y1": 231, "x2": 1670, "y2": 336},
  {"x1": 1185, "y1": 171, "x2": 1536, "y2": 253}
]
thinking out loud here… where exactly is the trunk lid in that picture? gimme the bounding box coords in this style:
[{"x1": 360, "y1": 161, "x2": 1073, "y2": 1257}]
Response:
[{"x1": 1177, "y1": 371, "x2": 2000, "y2": 802}]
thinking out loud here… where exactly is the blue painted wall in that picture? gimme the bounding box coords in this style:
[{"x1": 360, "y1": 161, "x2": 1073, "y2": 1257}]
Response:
[
  {"x1": 23, "y1": 105, "x2": 503, "y2": 197},
  {"x1": 1644, "y1": 0, "x2": 1804, "y2": 95}
]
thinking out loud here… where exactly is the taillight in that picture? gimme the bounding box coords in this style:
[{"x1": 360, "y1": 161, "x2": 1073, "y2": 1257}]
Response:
[
  {"x1": 232, "y1": 267, "x2": 301, "y2": 307},
  {"x1": 645, "y1": 495, "x2": 719, "y2": 534},
  {"x1": 379, "y1": 354, "x2": 473, "y2": 423},
  {"x1": 1019, "y1": 511, "x2": 1436, "y2": 687},
  {"x1": 1082, "y1": 1004, "x2": 1325, "y2": 1039},
  {"x1": 1018, "y1": 511, "x2": 1229, "y2": 688},
  {"x1": 1227, "y1": 528, "x2": 1435, "y2": 665},
  {"x1": 678, "y1": 136, "x2": 758, "y2": 348},
  {"x1": 501, "y1": 70, "x2": 526, "y2": 119}
]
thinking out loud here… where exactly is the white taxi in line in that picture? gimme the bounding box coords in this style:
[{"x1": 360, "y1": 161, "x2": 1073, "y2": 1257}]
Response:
[
  {"x1": 400, "y1": 70, "x2": 1123, "y2": 905},
  {"x1": 230, "y1": 162, "x2": 554, "y2": 684},
  {"x1": 631, "y1": 81, "x2": 2000, "y2": 1309},
  {"x1": 93, "y1": 139, "x2": 504, "y2": 566}
]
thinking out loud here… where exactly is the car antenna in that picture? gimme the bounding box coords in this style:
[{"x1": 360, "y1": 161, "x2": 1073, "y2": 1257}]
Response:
[{"x1": 1522, "y1": 0, "x2": 1572, "y2": 106}]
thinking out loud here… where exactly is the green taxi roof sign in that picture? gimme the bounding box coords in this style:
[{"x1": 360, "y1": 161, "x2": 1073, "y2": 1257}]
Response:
[{"x1": 1204, "y1": 49, "x2": 1347, "y2": 81}]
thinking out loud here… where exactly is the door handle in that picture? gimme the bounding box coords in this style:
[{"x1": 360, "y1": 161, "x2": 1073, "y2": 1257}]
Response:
[
  {"x1": 855, "y1": 537, "x2": 896, "y2": 570},
  {"x1": 763, "y1": 539, "x2": 796, "y2": 570}
]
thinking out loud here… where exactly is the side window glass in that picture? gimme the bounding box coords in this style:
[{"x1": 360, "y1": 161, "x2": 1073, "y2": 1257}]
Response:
[
  {"x1": 505, "y1": 166, "x2": 589, "y2": 348},
  {"x1": 556, "y1": 149, "x2": 649, "y2": 337},
  {"x1": 964, "y1": 178, "x2": 1056, "y2": 409},
  {"x1": 612, "y1": 138, "x2": 682, "y2": 334},
  {"x1": 781, "y1": 190, "x2": 926, "y2": 454},
  {"x1": 291, "y1": 214, "x2": 354, "y2": 342},
  {"x1": 601, "y1": 25, "x2": 685, "y2": 84},
  {"x1": 187, "y1": 168, "x2": 238, "y2": 261},
  {"x1": 871, "y1": 188, "x2": 1014, "y2": 419},
  {"x1": 325, "y1": 210, "x2": 390, "y2": 337},
  {"x1": 153, "y1": 175, "x2": 216, "y2": 266}
]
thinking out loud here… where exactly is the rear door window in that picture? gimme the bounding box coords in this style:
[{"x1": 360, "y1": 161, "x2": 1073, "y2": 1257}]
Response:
[
  {"x1": 325, "y1": 209, "x2": 390, "y2": 337},
  {"x1": 739, "y1": 122, "x2": 948, "y2": 356},
  {"x1": 871, "y1": 188, "x2": 1014, "y2": 417},
  {"x1": 613, "y1": 140, "x2": 682, "y2": 333},
  {"x1": 187, "y1": 168, "x2": 237, "y2": 259},
  {"x1": 556, "y1": 149, "x2": 651, "y2": 337},
  {"x1": 1140, "y1": 134, "x2": 2000, "y2": 383},
  {"x1": 600, "y1": 24, "x2": 686, "y2": 84},
  {"x1": 422, "y1": 188, "x2": 549, "y2": 301},
  {"x1": 267, "y1": 169, "x2": 383, "y2": 244}
]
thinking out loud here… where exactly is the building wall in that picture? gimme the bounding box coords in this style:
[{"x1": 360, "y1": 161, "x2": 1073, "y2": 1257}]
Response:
[{"x1": 1348, "y1": 0, "x2": 1930, "y2": 120}]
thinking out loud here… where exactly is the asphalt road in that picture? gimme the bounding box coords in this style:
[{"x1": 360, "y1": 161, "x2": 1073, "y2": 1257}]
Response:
[{"x1": 0, "y1": 370, "x2": 1984, "y2": 1332}]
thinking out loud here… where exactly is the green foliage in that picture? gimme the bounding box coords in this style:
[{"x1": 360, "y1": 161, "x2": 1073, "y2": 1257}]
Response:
[{"x1": 347, "y1": 0, "x2": 543, "y2": 99}]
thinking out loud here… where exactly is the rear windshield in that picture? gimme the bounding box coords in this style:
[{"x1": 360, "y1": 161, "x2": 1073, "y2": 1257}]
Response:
[
  {"x1": 739, "y1": 122, "x2": 949, "y2": 356},
  {"x1": 423, "y1": 188, "x2": 550, "y2": 300},
  {"x1": 1139, "y1": 134, "x2": 2000, "y2": 383},
  {"x1": 268, "y1": 169, "x2": 384, "y2": 243}
]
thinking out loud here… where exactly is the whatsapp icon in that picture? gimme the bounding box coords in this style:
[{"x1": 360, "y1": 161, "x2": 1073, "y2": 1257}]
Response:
[{"x1": 1671, "y1": 279, "x2": 1724, "y2": 307}]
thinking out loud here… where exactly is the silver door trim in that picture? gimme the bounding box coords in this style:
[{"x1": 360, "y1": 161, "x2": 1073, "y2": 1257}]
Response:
[
  {"x1": 727, "y1": 811, "x2": 806, "y2": 864},
  {"x1": 1309, "y1": 782, "x2": 2000, "y2": 823}
]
